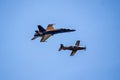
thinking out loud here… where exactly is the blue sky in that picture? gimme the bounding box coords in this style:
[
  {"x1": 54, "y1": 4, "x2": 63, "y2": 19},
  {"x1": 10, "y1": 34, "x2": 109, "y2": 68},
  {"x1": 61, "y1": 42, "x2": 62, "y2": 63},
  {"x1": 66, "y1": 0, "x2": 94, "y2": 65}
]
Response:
[{"x1": 0, "y1": 0, "x2": 120, "y2": 80}]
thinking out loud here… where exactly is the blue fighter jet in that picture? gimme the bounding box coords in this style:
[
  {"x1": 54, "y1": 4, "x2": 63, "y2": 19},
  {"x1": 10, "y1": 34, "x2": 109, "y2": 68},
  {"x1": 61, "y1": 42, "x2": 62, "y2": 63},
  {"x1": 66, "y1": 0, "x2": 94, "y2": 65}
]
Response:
[{"x1": 31, "y1": 24, "x2": 76, "y2": 42}]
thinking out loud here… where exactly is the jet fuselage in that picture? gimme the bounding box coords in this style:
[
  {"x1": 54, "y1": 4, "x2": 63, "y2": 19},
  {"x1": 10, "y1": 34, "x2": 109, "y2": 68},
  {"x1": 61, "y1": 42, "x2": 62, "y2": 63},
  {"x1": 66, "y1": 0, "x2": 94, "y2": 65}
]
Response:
[
  {"x1": 59, "y1": 40, "x2": 86, "y2": 56},
  {"x1": 34, "y1": 28, "x2": 75, "y2": 36},
  {"x1": 62, "y1": 46, "x2": 86, "y2": 51}
]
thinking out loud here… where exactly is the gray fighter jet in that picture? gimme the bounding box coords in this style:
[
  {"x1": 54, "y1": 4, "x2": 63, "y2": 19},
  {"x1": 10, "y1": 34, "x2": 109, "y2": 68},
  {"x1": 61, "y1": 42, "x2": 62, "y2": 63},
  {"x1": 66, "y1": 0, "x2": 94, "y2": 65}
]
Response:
[
  {"x1": 59, "y1": 40, "x2": 86, "y2": 56},
  {"x1": 31, "y1": 24, "x2": 76, "y2": 42}
]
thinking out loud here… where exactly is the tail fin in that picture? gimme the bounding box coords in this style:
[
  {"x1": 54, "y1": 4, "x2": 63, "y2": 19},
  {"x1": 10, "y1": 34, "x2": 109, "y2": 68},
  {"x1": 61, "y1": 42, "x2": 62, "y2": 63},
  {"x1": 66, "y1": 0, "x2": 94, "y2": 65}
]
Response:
[
  {"x1": 59, "y1": 44, "x2": 64, "y2": 51},
  {"x1": 46, "y1": 24, "x2": 55, "y2": 31}
]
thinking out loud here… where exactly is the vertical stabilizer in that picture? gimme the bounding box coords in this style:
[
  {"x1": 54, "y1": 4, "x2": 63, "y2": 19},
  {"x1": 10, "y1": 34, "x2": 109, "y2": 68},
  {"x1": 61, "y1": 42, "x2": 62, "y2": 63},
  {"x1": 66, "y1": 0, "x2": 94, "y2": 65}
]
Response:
[
  {"x1": 59, "y1": 44, "x2": 64, "y2": 51},
  {"x1": 46, "y1": 24, "x2": 55, "y2": 31}
]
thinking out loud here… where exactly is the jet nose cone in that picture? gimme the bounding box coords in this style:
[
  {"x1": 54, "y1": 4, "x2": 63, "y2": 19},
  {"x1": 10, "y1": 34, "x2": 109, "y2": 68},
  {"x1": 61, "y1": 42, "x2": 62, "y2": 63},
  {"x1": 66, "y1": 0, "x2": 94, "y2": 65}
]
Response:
[
  {"x1": 70, "y1": 29, "x2": 76, "y2": 31},
  {"x1": 62, "y1": 28, "x2": 76, "y2": 32},
  {"x1": 84, "y1": 46, "x2": 86, "y2": 51}
]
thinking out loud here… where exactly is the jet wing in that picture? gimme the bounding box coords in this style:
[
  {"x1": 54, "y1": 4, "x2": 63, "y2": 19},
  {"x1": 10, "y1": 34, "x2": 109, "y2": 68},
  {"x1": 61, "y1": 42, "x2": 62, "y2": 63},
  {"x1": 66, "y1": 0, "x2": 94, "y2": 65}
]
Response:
[
  {"x1": 47, "y1": 29, "x2": 75, "y2": 34},
  {"x1": 38, "y1": 25, "x2": 46, "y2": 32},
  {"x1": 75, "y1": 40, "x2": 80, "y2": 47},
  {"x1": 40, "y1": 34, "x2": 52, "y2": 42},
  {"x1": 70, "y1": 50, "x2": 77, "y2": 56}
]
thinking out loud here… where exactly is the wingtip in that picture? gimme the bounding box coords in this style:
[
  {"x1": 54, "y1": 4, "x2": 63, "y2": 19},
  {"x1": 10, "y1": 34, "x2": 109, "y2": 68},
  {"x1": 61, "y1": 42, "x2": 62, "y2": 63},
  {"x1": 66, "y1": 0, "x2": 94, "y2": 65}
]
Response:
[
  {"x1": 70, "y1": 54, "x2": 74, "y2": 56},
  {"x1": 40, "y1": 40, "x2": 47, "y2": 42},
  {"x1": 77, "y1": 40, "x2": 80, "y2": 42},
  {"x1": 31, "y1": 38, "x2": 34, "y2": 40}
]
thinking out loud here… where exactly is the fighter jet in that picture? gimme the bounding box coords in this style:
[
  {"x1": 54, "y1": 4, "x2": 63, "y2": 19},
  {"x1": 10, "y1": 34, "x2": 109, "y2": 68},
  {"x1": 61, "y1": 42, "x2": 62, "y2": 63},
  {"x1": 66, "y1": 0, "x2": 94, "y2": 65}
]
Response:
[
  {"x1": 31, "y1": 24, "x2": 76, "y2": 42},
  {"x1": 59, "y1": 40, "x2": 86, "y2": 56}
]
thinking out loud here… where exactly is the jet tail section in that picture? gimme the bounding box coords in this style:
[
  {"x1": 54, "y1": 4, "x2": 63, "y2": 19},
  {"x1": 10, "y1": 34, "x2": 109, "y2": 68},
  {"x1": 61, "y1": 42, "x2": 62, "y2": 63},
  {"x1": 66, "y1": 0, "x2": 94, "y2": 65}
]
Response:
[
  {"x1": 59, "y1": 44, "x2": 64, "y2": 51},
  {"x1": 46, "y1": 24, "x2": 55, "y2": 31}
]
